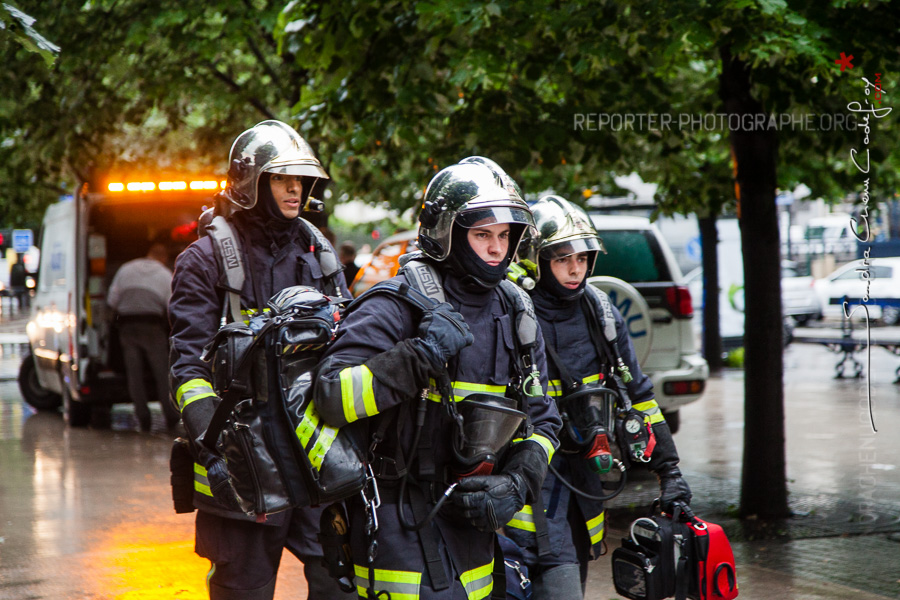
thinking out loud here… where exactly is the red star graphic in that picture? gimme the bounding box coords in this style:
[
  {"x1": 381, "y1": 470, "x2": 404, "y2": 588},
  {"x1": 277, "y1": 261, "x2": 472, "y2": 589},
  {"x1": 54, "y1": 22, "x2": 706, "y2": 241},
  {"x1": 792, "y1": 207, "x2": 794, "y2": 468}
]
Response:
[{"x1": 835, "y1": 52, "x2": 854, "y2": 71}]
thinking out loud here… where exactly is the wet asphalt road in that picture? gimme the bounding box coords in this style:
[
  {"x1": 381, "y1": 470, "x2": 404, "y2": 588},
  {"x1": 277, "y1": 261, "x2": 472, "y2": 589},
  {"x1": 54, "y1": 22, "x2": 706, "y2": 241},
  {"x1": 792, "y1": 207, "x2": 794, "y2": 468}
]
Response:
[{"x1": 0, "y1": 330, "x2": 899, "y2": 599}]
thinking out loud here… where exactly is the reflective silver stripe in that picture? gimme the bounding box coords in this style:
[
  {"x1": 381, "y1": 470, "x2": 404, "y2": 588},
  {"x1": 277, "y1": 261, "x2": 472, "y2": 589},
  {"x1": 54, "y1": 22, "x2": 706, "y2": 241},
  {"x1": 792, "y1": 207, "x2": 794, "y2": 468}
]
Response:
[
  {"x1": 547, "y1": 380, "x2": 564, "y2": 397},
  {"x1": 633, "y1": 399, "x2": 665, "y2": 424},
  {"x1": 353, "y1": 565, "x2": 420, "y2": 600},
  {"x1": 426, "y1": 381, "x2": 507, "y2": 402},
  {"x1": 339, "y1": 365, "x2": 376, "y2": 423},
  {"x1": 194, "y1": 462, "x2": 212, "y2": 496},
  {"x1": 587, "y1": 510, "x2": 606, "y2": 545},
  {"x1": 176, "y1": 379, "x2": 216, "y2": 411},
  {"x1": 507, "y1": 505, "x2": 536, "y2": 532},
  {"x1": 460, "y1": 560, "x2": 494, "y2": 600}
]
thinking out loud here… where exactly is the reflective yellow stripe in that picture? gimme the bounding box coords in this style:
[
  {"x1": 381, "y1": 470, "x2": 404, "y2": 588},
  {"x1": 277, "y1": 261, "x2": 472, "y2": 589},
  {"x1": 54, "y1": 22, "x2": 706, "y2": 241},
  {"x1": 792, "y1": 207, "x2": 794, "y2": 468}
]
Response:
[
  {"x1": 176, "y1": 379, "x2": 216, "y2": 411},
  {"x1": 587, "y1": 510, "x2": 606, "y2": 545},
  {"x1": 510, "y1": 434, "x2": 556, "y2": 463},
  {"x1": 507, "y1": 505, "x2": 536, "y2": 532},
  {"x1": 547, "y1": 380, "x2": 563, "y2": 397},
  {"x1": 460, "y1": 560, "x2": 494, "y2": 600},
  {"x1": 426, "y1": 381, "x2": 508, "y2": 402},
  {"x1": 353, "y1": 565, "x2": 421, "y2": 600},
  {"x1": 633, "y1": 398, "x2": 665, "y2": 424},
  {"x1": 295, "y1": 402, "x2": 339, "y2": 470},
  {"x1": 549, "y1": 374, "x2": 599, "y2": 397},
  {"x1": 339, "y1": 365, "x2": 377, "y2": 423},
  {"x1": 194, "y1": 462, "x2": 212, "y2": 496}
]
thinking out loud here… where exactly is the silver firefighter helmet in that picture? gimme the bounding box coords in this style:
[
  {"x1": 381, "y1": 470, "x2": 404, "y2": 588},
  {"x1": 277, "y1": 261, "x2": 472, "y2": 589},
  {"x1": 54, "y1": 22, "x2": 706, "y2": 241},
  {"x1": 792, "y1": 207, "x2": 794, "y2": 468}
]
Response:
[
  {"x1": 518, "y1": 194, "x2": 605, "y2": 281},
  {"x1": 220, "y1": 120, "x2": 329, "y2": 210},
  {"x1": 417, "y1": 158, "x2": 533, "y2": 261}
]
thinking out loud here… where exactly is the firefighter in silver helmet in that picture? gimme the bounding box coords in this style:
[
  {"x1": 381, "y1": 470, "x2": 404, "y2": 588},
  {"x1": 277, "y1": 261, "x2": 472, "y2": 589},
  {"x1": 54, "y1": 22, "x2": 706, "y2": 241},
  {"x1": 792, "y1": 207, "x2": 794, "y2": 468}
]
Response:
[
  {"x1": 169, "y1": 120, "x2": 354, "y2": 600},
  {"x1": 505, "y1": 194, "x2": 692, "y2": 599},
  {"x1": 314, "y1": 158, "x2": 560, "y2": 599}
]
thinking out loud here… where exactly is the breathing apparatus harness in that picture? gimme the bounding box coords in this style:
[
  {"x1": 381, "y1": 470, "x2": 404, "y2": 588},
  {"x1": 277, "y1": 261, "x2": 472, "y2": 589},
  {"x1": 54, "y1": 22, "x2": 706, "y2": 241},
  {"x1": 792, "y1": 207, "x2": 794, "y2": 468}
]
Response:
[
  {"x1": 543, "y1": 342, "x2": 627, "y2": 502},
  {"x1": 351, "y1": 255, "x2": 545, "y2": 594},
  {"x1": 581, "y1": 284, "x2": 658, "y2": 467},
  {"x1": 198, "y1": 197, "x2": 344, "y2": 326}
]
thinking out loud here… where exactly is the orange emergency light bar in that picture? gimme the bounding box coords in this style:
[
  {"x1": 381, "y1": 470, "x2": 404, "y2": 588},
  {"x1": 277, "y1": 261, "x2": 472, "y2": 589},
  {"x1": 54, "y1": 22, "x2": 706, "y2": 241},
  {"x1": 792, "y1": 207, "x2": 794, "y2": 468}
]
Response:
[{"x1": 106, "y1": 179, "x2": 227, "y2": 193}]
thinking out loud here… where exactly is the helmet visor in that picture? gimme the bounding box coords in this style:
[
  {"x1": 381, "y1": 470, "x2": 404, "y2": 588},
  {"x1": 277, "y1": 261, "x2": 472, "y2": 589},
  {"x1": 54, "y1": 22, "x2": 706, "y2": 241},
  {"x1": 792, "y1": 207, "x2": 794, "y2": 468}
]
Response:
[
  {"x1": 456, "y1": 206, "x2": 534, "y2": 229},
  {"x1": 264, "y1": 162, "x2": 330, "y2": 180},
  {"x1": 540, "y1": 236, "x2": 605, "y2": 261}
]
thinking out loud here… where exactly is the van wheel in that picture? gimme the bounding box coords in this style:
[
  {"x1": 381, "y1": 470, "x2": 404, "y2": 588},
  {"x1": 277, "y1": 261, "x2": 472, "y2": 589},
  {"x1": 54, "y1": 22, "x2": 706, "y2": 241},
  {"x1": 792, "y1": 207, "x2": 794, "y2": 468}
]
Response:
[
  {"x1": 18, "y1": 354, "x2": 62, "y2": 412},
  {"x1": 663, "y1": 410, "x2": 680, "y2": 434},
  {"x1": 62, "y1": 386, "x2": 91, "y2": 428}
]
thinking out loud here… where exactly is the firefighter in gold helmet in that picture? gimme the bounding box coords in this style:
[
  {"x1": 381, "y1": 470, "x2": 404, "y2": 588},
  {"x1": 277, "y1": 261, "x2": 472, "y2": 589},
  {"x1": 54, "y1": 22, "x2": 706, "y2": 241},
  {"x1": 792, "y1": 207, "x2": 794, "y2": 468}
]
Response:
[{"x1": 505, "y1": 195, "x2": 691, "y2": 599}]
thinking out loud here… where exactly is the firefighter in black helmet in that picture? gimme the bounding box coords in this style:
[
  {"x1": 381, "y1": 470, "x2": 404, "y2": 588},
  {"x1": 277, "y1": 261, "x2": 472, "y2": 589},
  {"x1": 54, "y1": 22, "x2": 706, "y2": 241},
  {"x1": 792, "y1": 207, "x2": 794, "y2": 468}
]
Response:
[
  {"x1": 314, "y1": 157, "x2": 561, "y2": 599},
  {"x1": 169, "y1": 120, "x2": 354, "y2": 600}
]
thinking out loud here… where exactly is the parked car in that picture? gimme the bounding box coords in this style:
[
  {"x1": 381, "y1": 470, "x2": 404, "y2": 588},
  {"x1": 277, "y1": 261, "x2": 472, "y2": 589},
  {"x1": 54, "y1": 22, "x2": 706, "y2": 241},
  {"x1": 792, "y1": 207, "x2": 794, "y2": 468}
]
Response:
[
  {"x1": 685, "y1": 261, "x2": 822, "y2": 340},
  {"x1": 780, "y1": 262, "x2": 823, "y2": 324},
  {"x1": 349, "y1": 216, "x2": 709, "y2": 432},
  {"x1": 588, "y1": 215, "x2": 708, "y2": 432},
  {"x1": 813, "y1": 257, "x2": 900, "y2": 325},
  {"x1": 349, "y1": 230, "x2": 417, "y2": 297}
]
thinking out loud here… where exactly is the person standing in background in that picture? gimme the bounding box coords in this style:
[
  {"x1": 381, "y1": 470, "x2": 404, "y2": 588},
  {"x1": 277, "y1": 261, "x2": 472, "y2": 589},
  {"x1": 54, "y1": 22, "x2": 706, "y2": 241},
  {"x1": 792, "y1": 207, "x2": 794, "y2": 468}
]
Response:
[
  {"x1": 9, "y1": 254, "x2": 28, "y2": 313},
  {"x1": 338, "y1": 241, "x2": 359, "y2": 285},
  {"x1": 108, "y1": 239, "x2": 181, "y2": 432}
]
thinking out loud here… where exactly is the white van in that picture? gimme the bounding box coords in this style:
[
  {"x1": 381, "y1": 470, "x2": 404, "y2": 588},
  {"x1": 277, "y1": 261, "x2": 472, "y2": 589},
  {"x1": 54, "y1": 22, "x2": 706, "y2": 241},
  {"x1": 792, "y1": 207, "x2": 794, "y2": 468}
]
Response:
[{"x1": 18, "y1": 176, "x2": 219, "y2": 425}]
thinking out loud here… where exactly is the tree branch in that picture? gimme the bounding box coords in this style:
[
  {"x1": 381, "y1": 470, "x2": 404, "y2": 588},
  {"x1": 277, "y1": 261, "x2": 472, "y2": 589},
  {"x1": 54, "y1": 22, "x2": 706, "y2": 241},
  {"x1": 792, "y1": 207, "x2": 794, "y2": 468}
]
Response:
[
  {"x1": 206, "y1": 62, "x2": 277, "y2": 120},
  {"x1": 245, "y1": 35, "x2": 284, "y2": 91}
]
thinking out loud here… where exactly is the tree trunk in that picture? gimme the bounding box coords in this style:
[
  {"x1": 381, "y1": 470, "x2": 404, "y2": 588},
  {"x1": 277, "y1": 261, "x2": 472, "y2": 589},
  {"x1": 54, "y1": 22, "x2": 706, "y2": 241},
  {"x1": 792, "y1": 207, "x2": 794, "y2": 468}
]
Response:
[
  {"x1": 719, "y1": 46, "x2": 790, "y2": 519},
  {"x1": 698, "y1": 213, "x2": 723, "y2": 373}
]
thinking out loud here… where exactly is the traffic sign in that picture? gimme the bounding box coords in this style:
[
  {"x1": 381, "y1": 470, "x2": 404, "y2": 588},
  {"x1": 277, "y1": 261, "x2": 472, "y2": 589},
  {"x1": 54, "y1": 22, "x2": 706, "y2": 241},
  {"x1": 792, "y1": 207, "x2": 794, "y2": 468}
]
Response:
[{"x1": 12, "y1": 229, "x2": 33, "y2": 254}]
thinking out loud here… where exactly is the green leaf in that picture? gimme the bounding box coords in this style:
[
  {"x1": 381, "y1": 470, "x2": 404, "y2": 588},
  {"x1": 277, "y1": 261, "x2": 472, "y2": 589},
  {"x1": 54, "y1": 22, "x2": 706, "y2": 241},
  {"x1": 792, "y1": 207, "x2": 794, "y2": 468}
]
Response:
[{"x1": 1, "y1": 2, "x2": 59, "y2": 67}]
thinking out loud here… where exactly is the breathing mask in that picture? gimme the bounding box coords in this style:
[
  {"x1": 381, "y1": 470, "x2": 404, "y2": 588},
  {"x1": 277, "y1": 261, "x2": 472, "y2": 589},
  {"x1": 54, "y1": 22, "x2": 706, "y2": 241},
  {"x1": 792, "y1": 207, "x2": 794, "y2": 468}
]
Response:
[
  {"x1": 557, "y1": 385, "x2": 619, "y2": 474},
  {"x1": 451, "y1": 393, "x2": 526, "y2": 478}
]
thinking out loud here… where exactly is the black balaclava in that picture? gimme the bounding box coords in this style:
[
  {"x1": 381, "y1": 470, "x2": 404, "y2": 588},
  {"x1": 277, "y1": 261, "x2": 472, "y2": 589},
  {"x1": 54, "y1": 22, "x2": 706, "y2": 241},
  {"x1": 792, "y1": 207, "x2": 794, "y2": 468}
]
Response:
[
  {"x1": 232, "y1": 173, "x2": 303, "y2": 249},
  {"x1": 444, "y1": 222, "x2": 525, "y2": 292},
  {"x1": 536, "y1": 255, "x2": 588, "y2": 303}
]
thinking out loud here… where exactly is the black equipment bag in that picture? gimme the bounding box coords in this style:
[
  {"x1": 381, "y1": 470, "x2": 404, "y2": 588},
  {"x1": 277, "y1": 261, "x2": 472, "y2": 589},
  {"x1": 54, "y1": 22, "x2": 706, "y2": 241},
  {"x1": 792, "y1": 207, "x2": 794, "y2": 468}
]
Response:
[
  {"x1": 611, "y1": 509, "x2": 695, "y2": 600},
  {"x1": 612, "y1": 504, "x2": 738, "y2": 600},
  {"x1": 202, "y1": 286, "x2": 367, "y2": 516}
]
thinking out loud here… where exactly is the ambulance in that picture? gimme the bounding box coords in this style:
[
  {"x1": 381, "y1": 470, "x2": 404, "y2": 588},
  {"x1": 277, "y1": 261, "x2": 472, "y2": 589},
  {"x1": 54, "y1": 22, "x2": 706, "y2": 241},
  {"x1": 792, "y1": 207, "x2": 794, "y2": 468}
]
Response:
[{"x1": 18, "y1": 175, "x2": 221, "y2": 426}]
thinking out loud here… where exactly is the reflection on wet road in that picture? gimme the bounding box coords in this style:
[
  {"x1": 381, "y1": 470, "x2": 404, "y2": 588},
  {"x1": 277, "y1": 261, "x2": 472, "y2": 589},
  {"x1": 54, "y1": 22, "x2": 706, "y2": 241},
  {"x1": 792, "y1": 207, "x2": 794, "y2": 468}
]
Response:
[
  {"x1": 1, "y1": 338, "x2": 899, "y2": 598},
  {"x1": 0, "y1": 346, "x2": 307, "y2": 599}
]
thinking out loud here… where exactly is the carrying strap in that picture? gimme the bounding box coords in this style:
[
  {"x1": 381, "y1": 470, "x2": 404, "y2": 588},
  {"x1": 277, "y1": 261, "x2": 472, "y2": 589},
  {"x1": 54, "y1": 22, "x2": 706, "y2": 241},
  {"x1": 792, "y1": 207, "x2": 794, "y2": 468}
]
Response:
[
  {"x1": 407, "y1": 483, "x2": 451, "y2": 591},
  {"x1": 200, "y1": 318, "x2": 280, "y2": 451},
  {"x1": 203, "y1": 212, "x2": 343, "y2": 325},
  {"x1": 497, "y1": 279, "x2": 539, "y2": 351},
  {"x1": 582, "y1": 287, "x2": 632, "y2": 410},
  {"x1": 584, "y1": 284, "x2": 618, "y2": 346},
  {"x1": 674, "y1": 529, "x2": 690, "y2": 600},
  {"x1": 299, "y1": 217, "x2": 343, "y2": 297},
  {"x1": 205, "y1": 214, "x2": 246, "y2": 325},
  {"x1": 544, "y1": 343, "x2": 581, "y2": 395},
  {"x1": 490, "y1": 536, "x2": 508, "y2": 600},
  {"x1": 584, "y1": 285, "x2": 634, "y2": 385},
  {"x1": 531, "y1": 491, "x2": 553, "y2": 558}
]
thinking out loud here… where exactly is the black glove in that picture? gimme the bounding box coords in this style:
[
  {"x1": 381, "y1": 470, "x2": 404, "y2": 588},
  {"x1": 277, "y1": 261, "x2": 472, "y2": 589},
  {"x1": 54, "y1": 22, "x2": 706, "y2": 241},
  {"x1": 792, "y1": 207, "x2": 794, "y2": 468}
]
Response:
[
  {"x1": 658, "y1": 468, "x2": 692, "y2": 514},
  {"x1": 417, "y1": 302, "x2": 474, "y2": 366},
  {"x1": 452, "y1": 473, "x2": 527, "y2": 532},
  {"x1": 203, "y1": 452, "x2": 245, "y2": 513},
  {"x1": 179, "y1": 393, "x2": 244, "y2": 513}
]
